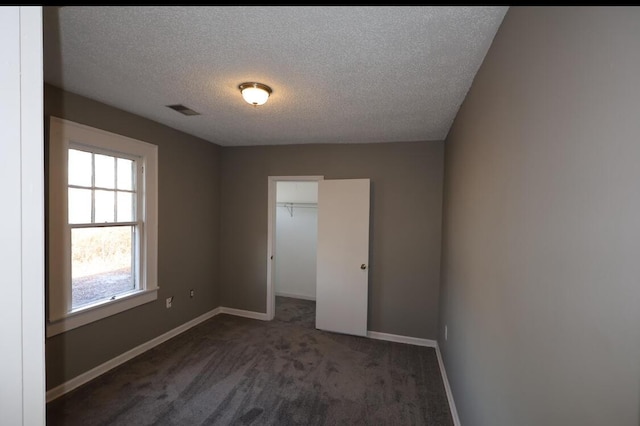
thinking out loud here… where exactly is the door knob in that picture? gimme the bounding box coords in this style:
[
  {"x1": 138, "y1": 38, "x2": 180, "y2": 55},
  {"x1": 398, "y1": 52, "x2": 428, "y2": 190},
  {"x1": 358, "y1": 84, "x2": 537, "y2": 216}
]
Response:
[{"x1": 361, "y1": 264, "x2": 367, "y2": 270}]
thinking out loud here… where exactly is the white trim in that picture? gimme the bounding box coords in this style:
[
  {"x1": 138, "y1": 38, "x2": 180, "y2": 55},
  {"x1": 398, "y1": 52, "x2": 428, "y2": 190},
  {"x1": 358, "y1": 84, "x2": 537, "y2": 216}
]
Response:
[
  {"x1": 49, "y1": 116, "x2": 159, "y2": 156},
  {"x1": 275, "y1": 291, "x2": 316, "y2": 301},
  {"x1": 436, "y1": 345, "x2": 461, "y2": 426},
  {"x1": 46, "y1": 307, "x2": 221, "y2": 402},
  {"x1": 45, "y1": 305, "x2": 268, "y2": 401},
  {"x1": 20, "y1": 7, "x2": 45, "y2": 425},
  {"x1": 46, "y1": 288, "x2": 159, "y2": 337},
  {"x1": 0, "y1": 8, "x2": 45, "y2": 423},
  {"x1": 218, "y1": 307, "x2": 270, "y2": 321},
  {"x1": 267, "y1": 175, "x2": 324, "y2": 322},
  {"x1": 366, "y1": 331, "x2": 437, "y2": 347},
  {"x1": 366, "y1": 331, "x2": 460, "y2": 424},
  {"x1": 48, "y1": 117, "x2": 159, "y2": 333},
  {"x1": 46, "y1": 304, "x2": 460, "y2": 426}
]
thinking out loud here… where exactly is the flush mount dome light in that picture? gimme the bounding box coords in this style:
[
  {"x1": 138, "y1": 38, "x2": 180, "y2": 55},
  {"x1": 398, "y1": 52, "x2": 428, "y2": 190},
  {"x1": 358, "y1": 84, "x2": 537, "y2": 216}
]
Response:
[{"x1": 239, "y1": 82, "x2": 272, "y2": 106}]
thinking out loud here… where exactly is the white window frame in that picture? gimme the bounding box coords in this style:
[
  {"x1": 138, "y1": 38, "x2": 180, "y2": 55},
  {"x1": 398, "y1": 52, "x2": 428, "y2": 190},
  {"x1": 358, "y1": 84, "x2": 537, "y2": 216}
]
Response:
[{"x1": 47, "y1": 117, "x2": 158, "y2": 337}]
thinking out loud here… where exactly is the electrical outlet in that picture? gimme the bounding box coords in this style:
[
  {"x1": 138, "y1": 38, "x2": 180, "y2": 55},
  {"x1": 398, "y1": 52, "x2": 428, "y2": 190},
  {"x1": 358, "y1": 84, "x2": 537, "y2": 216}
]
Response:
[
  {"x1": 189, "y1": 289, "x2": 194, "y2": 298},
  {"x1": 166, "y1": 297, "x2": 173, "y2": 308},
  {"x1": 445, "y1": 325, "x2": 448, "y2": 341}
]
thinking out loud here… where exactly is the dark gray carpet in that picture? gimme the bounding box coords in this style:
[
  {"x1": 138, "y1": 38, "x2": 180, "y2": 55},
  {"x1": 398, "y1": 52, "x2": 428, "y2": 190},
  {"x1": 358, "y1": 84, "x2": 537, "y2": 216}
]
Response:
[{"x1": 47, "y1": 297, "x2": 453, "y2": 425}]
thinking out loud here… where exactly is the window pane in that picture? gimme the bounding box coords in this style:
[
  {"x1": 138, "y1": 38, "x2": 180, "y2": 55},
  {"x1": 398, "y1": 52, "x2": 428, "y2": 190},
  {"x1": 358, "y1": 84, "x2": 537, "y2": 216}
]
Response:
[
  {"x1": 117, "y1": 158, "x2": 134, "y2": 190},
  {"x1": 117, "y1": 192, "x2": 134, "y2": 222},
  {"x1": 95, "y1": 190, "x2": 115, "y2": 223},
  {"x1": 71, "y1": 226, "x2": 135, "y2": 309},
  {"x1": 95, "y1": 154, "x2": 115, "y2": 189},
  {"x1": 68, "y1": 188, "x2": 92, "y2": 224},
  {"x1": 68, "y1": 149, "x2": 92, "y2": 187}
]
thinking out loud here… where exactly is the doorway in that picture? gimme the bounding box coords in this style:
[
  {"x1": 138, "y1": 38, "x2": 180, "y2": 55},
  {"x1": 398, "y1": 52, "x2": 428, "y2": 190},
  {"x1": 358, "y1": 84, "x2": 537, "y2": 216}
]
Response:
[
  {"x1": 267, "y1": 176, "x2": 371, "y2": 337},
  {"x1": 274, "y1": 181, "x2": 319, "y2": 301},
  {"x1": 266, "y1": 176, "x2": 323, "y2": 321}
]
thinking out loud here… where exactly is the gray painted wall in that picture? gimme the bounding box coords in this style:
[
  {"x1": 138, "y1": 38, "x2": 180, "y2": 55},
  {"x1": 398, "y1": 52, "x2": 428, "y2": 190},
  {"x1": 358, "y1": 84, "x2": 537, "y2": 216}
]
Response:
[
  {"x1": 45, "y1": 84, "x2": 222, "y2": 389},
  {"x1": 440, "y1": 7, "x2": 640, "y2": 425},
  {"x1": 220, "y1": 142, "x2": 444, "y2": 339}
]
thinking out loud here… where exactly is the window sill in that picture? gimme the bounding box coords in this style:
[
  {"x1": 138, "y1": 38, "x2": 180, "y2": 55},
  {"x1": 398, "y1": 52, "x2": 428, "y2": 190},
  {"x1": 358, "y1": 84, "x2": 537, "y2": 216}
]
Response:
[{"x1": 46, "y1": 287, "x2": 158, "y2": 338}]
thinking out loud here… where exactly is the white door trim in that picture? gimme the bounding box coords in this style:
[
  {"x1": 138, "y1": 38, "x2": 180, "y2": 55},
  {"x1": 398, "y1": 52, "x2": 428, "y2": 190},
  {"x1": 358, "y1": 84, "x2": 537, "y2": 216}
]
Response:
[
  {"x1": 266, "y1": 175, "x2": 323, "y2": 320},
  {"x1": 0, "y1": 6, "x2": 45, "y2": 425}
]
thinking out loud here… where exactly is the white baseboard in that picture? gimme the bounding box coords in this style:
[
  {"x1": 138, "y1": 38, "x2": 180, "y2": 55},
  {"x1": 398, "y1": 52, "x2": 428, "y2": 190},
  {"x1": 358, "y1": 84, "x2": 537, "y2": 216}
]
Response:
[
  {"x1": 46, "y1": 307, "x2": 221, "y2": 402},
  {"x1": 435, "y1": 344, "x2": 461, "y2": 426},
  {"x1": 47, "y1": 304, "x2": 460, "y2": 426},
  {"x1": 366, "y1": 331, "x2": 437, "y2": 347},
  {"x1": 366, "y1": 331, "x2": 460, "y2": 425},
  {"x1": 275, "y1": 291, "x2": 316, "y2": 301},
  {"x1": 218, "y1": 306, "x2": 269, "y2": 321},
  {"x1": 46, "y1": 305, "x2": 272, "y2": 402}
]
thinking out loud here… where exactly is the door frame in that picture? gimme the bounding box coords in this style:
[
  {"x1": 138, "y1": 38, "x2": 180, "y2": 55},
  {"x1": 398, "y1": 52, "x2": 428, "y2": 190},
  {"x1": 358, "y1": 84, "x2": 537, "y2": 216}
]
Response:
[
  {"x1": 266, "y1": 175, "x2": 323, "y2": 320},
  {"x1": 0, "y1": 6, "x2": 45, "y2": 425}
]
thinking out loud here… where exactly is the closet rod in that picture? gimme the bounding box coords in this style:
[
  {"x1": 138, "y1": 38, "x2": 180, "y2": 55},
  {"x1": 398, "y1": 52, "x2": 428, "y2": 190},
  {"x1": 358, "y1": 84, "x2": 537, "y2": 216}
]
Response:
[
  {"x1": 276, "y1": 202, "x2": 317, "y2": 207},
  {"x1": 277, "y1": 202, "x2": 317, "y2": 217}
]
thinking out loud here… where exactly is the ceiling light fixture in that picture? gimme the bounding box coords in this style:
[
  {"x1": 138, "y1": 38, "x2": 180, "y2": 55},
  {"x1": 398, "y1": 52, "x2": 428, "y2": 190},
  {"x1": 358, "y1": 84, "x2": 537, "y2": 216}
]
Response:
[{"x1": 239, "y1": 82, "x2": 272, "y2": 106}]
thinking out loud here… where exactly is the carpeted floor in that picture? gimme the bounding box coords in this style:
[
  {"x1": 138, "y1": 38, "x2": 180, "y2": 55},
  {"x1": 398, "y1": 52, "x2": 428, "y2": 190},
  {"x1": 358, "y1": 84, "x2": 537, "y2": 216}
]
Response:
[{"x1": 47, "y1": 297, "x2": 453, "y2": 425}]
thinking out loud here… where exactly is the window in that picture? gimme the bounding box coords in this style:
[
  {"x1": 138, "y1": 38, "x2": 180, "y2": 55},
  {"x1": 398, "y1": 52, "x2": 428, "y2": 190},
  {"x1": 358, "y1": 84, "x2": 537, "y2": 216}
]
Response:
[
  {"x1": 48, "y1": 117, "x2": 158, "y2": 337},
  {"x1": 68, "y1": 149, "x2": 138, "y2": 309}
]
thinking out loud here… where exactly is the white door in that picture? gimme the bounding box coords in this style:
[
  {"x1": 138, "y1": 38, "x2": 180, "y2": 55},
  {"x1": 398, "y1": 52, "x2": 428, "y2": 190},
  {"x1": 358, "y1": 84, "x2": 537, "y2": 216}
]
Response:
[{"x1": 316, "y1": 178, "x2": 370, "y2": 336}]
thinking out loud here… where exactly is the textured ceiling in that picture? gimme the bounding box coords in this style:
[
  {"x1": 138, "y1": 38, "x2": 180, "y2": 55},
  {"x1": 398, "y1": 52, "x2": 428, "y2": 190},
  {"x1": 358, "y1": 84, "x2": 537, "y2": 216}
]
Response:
[{"x1": 43, "y1": 6, "x2": 508, "y2": 147}]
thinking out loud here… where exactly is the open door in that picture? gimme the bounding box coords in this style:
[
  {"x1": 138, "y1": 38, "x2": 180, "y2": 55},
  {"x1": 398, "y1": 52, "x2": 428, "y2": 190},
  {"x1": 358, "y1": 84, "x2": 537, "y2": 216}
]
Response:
[{"x1": 315, "y1": 178, "x2": 370, "y2": 336}]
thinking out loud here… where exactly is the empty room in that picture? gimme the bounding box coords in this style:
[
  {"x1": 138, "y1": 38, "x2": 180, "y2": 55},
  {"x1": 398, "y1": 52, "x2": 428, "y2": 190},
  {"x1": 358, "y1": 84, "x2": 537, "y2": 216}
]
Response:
[{"x1": 2, "y1": 5, "x2": 640, "y2": 426}]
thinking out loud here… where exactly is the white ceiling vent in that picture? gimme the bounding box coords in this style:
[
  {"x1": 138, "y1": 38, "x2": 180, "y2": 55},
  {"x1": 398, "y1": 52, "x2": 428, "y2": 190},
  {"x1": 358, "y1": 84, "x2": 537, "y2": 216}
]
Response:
[{"x1": 166, "y1": 104, "x2": 200, "y2": 116}]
